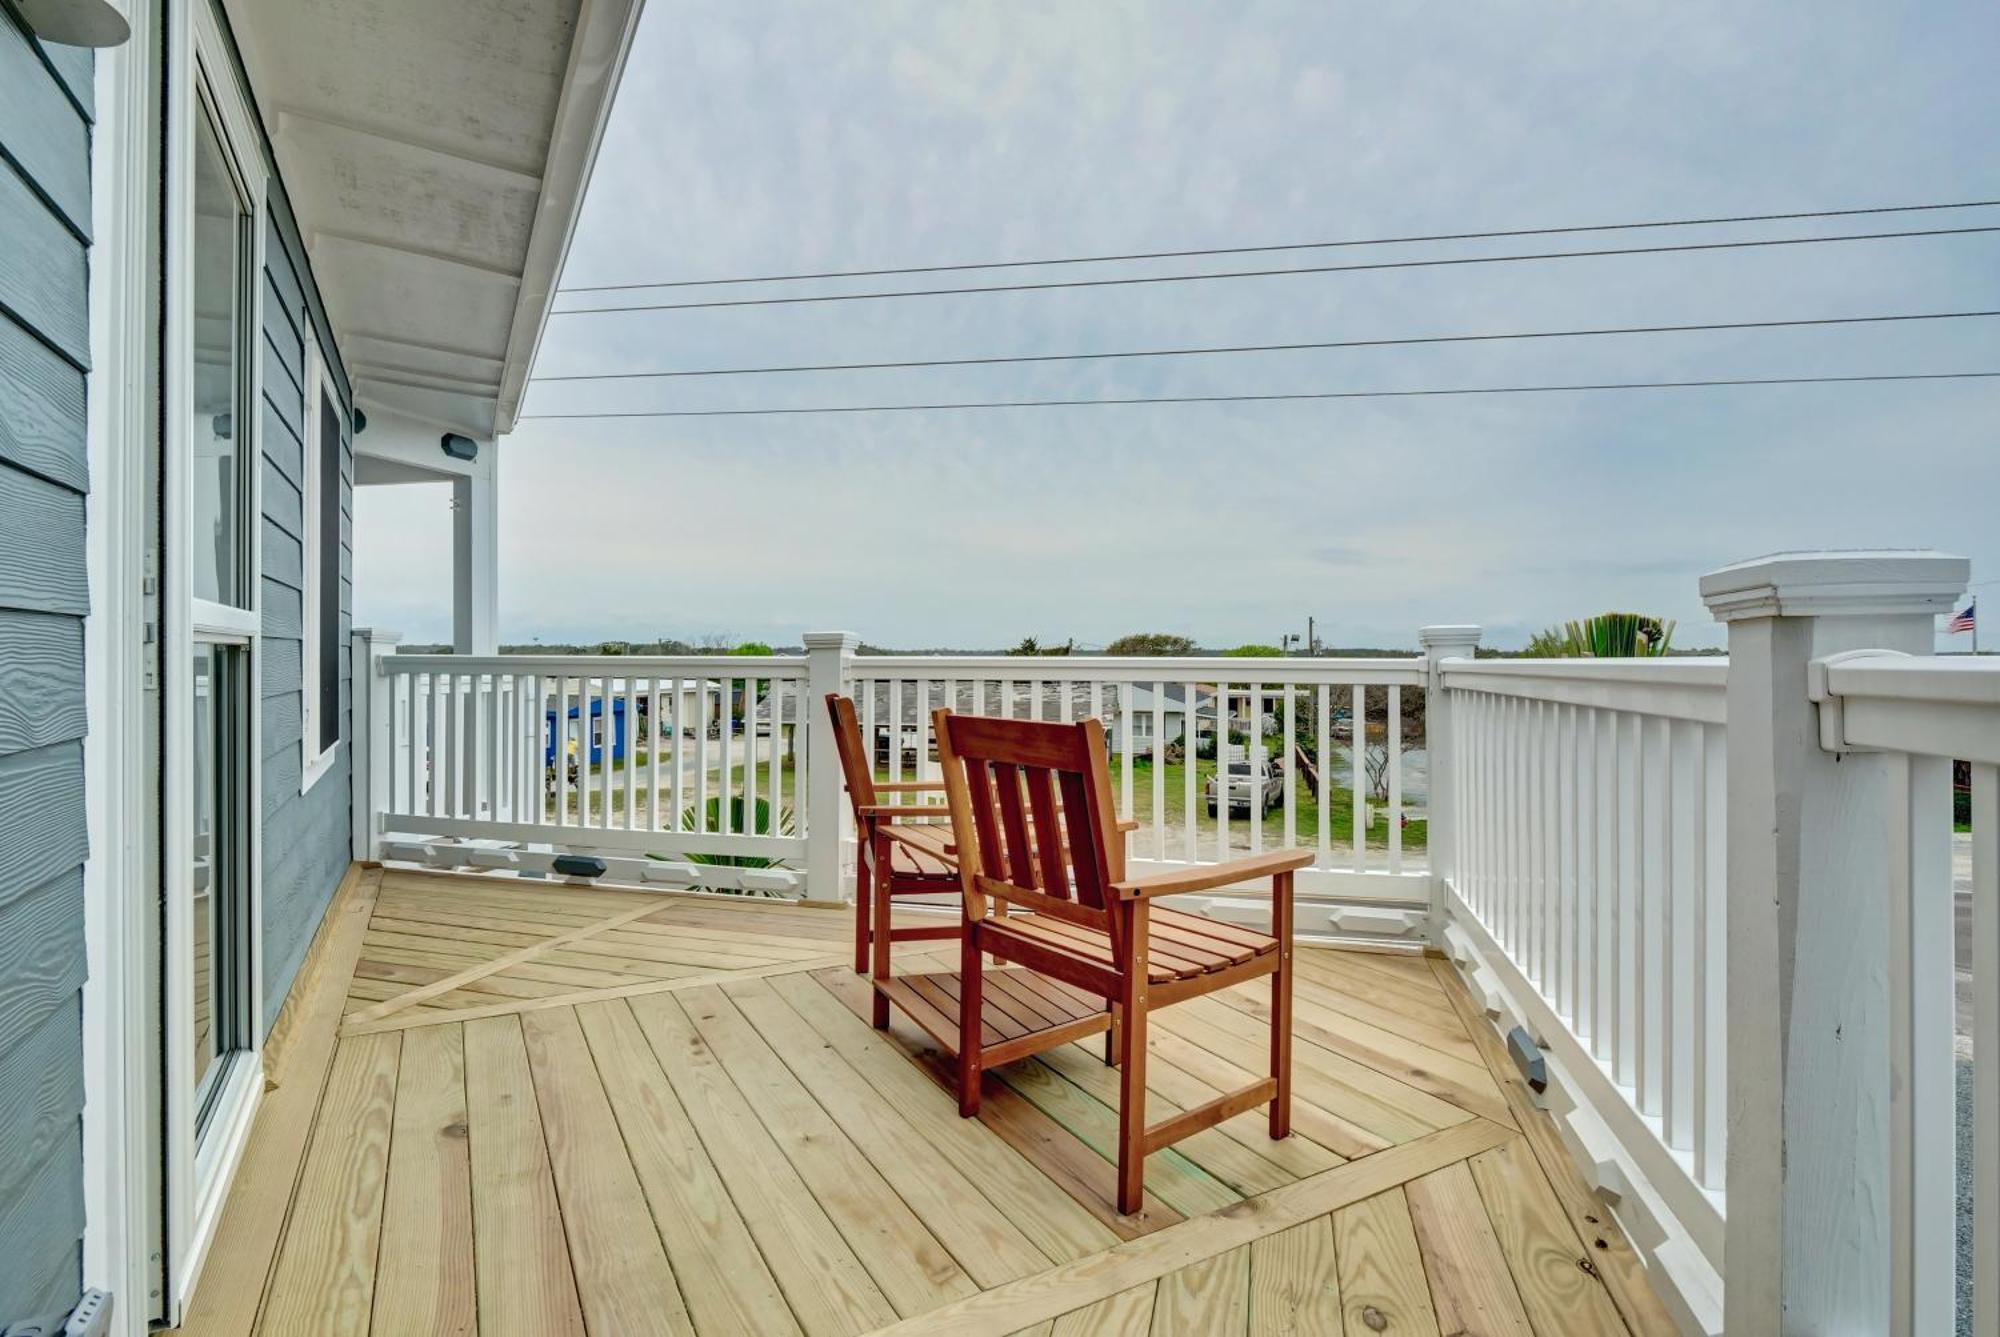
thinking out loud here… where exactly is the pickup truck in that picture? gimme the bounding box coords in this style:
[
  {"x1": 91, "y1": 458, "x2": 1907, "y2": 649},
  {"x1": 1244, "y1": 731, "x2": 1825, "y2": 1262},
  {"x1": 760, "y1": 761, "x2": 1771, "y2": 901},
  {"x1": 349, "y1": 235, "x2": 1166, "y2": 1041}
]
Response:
[{"x1": 1205, "y1": 757, "x2": 1283, "y2": 817}]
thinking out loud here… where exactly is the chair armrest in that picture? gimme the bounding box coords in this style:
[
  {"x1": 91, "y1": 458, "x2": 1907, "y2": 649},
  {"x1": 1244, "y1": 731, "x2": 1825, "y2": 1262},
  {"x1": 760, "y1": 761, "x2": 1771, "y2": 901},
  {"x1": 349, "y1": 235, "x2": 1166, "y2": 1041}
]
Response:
[
  {"x1": 1111, "y1": 848, "x2": 1312, "y2": 900},
  {"x1": 859, "y1": 804, "x2": 952, "y2": 820},
  {"x1": 875, "y1": 780, "x2": 945, "y2": 792}
]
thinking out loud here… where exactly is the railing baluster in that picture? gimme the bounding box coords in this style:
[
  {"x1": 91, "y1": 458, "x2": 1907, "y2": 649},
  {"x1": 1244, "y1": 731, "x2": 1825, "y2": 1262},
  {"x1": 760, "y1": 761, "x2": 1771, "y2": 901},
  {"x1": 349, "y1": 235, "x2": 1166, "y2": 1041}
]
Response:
[
  {"x1": 1701, "y1": 720, "x2": 1727, "y2": 1189},
  {"x1": 623, "y1": 672, "x2": 637, "y2": 830},
  {"x1": 1184, "y1": 678, "x2": 1199, "y2": 866},
  {"x1": 1314, "y1": 683, "x2": 1330, "y2": 872},
  {"x1": 1153, "y1": 679, "x2": 1167, "y2": 861},
  {"x1": 1214, "y1": 682, "x2": 1230, "y2": 859},
  {"x1": 1283, "y1": 683, "x2": 1298, "y2": 854},
  {"x1": 647, "y1": 678, "x2": 660, "y2": 832},
  {"x1": 1972, "y1": 761, "x2": 1999, "y2": 1337},
  {"x1": 1598, "y1": 707, "x2": 1620, "y2": 1068},
  {"x1": 696, "y1": 675, "x2": 711, "y2": 836},
  {"x1": 670, "y1": 677, "x2": 685, "y2": 832},
  {"x1": 1352, "y1": 684, "x2": 1367, "y2": 873},
  {"x1": 1387, "y1": 684, "x2": 1402, "y2": 874},
  {"x1": 1120, "y1": 683, "x2": 1133, "y2": 824}
]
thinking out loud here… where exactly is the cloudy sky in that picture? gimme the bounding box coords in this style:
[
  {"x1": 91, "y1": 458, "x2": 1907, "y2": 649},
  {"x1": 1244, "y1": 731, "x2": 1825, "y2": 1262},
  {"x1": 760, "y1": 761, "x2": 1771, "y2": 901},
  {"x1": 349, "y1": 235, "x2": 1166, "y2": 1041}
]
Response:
[{"x1": 355, "y1": 0, "x2": 2000, "y2": 651}]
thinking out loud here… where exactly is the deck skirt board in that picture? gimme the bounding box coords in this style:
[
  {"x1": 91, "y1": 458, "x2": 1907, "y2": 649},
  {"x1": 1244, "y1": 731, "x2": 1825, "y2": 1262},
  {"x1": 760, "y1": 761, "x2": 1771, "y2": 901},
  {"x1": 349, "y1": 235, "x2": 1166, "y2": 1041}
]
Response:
[{"x1": 186, "y1": 866, "x2": 1671, "y2": 1337}]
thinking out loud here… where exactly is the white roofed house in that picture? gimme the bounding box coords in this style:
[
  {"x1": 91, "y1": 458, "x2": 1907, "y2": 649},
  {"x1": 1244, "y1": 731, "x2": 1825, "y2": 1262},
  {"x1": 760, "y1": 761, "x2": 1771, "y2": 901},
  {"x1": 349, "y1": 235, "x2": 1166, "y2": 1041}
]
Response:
[{"x1": 2, "y1": 1, "x2": 1994, "y2": 1332}]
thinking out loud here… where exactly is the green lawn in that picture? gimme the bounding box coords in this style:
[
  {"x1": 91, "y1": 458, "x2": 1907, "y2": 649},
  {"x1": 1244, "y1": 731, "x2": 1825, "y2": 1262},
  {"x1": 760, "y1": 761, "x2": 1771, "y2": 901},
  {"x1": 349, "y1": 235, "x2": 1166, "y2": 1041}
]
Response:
[
  {"x1": 1109, "y1": 754, "x2": 1427, "y2": 853},
  {"x1": 548, "y1": 742, "x2": 1427, "y2": 854}
]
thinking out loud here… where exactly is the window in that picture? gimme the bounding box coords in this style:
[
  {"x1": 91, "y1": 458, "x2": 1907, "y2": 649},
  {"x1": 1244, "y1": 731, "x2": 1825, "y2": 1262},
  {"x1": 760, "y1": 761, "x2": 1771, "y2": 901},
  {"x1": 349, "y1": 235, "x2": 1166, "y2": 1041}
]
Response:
[
  {"x1": 183, "y1": 80, "x2": 258, "y2": 1138},
  {"x1": 190, "y1": 108, "x2": 247, "y2": 610},
  {"x1": 300, "y1": 334, "x2": 345, "y2": 789}
]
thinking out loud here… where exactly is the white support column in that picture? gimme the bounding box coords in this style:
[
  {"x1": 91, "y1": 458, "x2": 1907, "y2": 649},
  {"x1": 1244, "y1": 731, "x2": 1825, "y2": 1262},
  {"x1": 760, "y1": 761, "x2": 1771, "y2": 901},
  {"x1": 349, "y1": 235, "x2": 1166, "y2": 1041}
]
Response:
[
  {"x1": 350, "y1": 628, "x2": 401, "y2": 860},
  {"x1": 1419, "y1": 624, "x2": 1482, "y2": 932},
  {"x1": 803, "y1": 631, "x2": 857, "y2": 904},
  {"x1": 1700, "y1": 550, "x2": 1968, "y2": 1334},
  {"x1": 452, "y1": 455, "x2": 498, "y2": 656}
]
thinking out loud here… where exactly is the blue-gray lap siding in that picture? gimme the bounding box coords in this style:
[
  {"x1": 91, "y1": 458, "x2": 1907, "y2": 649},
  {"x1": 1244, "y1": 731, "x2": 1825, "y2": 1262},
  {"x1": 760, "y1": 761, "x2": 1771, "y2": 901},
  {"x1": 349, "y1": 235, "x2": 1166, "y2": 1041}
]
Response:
[
  {"x1": 0, "y1": 10, "x2": 92, "y2": 1321},
  {"x1": 258, "y1": 189, "x2": 355, "y2": 1032}
]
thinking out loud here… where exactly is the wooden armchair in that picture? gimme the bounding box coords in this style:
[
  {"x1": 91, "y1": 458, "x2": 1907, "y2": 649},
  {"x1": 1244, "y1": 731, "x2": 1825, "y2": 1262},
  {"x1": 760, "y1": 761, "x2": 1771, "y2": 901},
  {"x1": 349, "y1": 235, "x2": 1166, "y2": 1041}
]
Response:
[
  {"x1": 932, "y1": 707, "x2": 1310, "y2": 1215},
  {"x1": 823, "y1": 694, "x2": 961, "y2": 994}
]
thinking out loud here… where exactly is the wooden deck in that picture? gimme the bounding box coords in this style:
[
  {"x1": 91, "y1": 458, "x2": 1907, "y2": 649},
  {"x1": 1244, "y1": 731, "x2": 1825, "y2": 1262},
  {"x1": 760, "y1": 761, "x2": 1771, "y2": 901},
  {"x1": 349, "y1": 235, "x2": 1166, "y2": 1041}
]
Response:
[{"x1": 176, "y1": 867, "x2": 1675, "y2": 1336}]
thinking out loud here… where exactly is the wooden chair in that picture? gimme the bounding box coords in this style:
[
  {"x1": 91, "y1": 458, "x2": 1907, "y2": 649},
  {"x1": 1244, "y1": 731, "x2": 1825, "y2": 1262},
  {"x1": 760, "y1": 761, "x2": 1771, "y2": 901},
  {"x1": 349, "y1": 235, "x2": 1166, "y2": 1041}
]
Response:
[
  {"x1": 823, "y1": 694, "x2": 961, "y2": 1003},
  {"x1": 932, "y1": 707, "x2": 1310, "y2": 1215}
]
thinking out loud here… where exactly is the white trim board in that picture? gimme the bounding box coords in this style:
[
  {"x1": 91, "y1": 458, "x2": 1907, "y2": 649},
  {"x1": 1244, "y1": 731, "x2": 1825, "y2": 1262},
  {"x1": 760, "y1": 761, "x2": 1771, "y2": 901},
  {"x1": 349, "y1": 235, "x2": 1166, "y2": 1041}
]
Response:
[{"x1": 83, "y1": 3, "x2": 166, "y2": 1331}]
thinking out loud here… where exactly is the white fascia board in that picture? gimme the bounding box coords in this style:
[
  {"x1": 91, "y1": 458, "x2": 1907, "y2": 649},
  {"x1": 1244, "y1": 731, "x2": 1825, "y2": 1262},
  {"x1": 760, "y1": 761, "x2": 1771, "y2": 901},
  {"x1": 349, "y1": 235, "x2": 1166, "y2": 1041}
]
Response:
[{"x1": 492, "y1": 0, "x2": 646, "y2": 436}]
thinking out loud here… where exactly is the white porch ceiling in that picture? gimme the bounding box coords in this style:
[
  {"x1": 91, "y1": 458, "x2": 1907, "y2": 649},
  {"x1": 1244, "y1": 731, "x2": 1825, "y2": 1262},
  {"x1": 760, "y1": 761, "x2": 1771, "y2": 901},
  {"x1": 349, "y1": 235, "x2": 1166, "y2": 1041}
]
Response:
[{"x1": 223, "y1": 0, "x2": 641, "y2": 440}]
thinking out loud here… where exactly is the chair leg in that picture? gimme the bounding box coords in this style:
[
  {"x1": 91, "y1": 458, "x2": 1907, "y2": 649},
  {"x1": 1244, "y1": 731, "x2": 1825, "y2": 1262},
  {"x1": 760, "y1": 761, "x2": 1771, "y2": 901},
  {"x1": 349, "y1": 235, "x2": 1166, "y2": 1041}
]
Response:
[
  {"x1": 1104, "y1": 1002, "x2": 1120, "y2": 1066},
  {"x1": 1270, "y1": 871, "x2": 1294, "y2": 1139},
  {"x1": 958, "y1": 924, "x2": 983, "y2": 1118},
  {"x1": 1115, "y1": 996, "x2": 1149, "y2": 1215},
  {"x1": 852, "y1": 842, "x2": 872, "y2": 974},
  {"x1": 871, "y1": 837, "x2": 893, "y2": 1030}
]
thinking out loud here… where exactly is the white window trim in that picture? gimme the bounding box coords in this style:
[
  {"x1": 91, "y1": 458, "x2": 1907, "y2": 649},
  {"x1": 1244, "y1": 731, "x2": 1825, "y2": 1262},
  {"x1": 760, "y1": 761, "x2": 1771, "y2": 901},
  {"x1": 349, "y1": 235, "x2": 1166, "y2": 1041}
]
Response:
[{"x1": 300, "y1": 326, "x2": 340, "y2": 794}]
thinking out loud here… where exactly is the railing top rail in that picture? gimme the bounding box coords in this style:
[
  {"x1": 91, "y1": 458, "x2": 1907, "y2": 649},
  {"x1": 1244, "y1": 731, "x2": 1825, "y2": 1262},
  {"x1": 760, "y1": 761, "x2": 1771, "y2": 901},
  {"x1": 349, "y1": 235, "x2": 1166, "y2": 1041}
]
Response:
[
  {"x1": 1441, "y1": 656, "x2": 1729, "y2": 686},
  {"x1": 1815, "y1": 650, "x2": 2000, "y2": 704},
  {"x1": 849, "y1": 654, "x2": 1427, "y2": 684},
  {"x1": 1441, "y1": 656, "x2": 1728, "y2": 724},
  {"x1": 381, "y1": 652, "x2": 807, "y2": 675},
  {"x1": 1813, "y1": 649, "x2": 2000, "y2": 764}
]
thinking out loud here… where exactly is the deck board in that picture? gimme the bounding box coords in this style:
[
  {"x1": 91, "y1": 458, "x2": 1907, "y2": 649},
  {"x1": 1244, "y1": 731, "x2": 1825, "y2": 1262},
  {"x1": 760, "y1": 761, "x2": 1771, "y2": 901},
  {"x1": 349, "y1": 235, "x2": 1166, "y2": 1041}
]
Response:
[{"x1": 180, "y1": 866, "x2": 1672, "y2": 1337}]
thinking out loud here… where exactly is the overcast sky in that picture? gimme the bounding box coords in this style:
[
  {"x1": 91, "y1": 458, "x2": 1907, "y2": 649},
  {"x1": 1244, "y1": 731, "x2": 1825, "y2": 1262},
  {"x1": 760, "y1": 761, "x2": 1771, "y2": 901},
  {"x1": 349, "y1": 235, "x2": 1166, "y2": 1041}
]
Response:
[{"x1": 355, "y1": 0, "x2": 1999, "y2": 651}]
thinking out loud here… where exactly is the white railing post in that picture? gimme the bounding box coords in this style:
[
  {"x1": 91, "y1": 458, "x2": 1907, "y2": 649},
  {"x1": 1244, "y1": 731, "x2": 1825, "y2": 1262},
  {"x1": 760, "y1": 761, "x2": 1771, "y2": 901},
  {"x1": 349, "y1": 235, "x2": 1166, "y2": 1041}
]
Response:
[
  {"x1": 1700, "y1": 550, "x2": 1968, "y2": 1334},
  {"x1": 350, "y1": 628, "x2": 401, "y2": 861},
  {"x1": 1419, "y1": 625, "x2": 1481, "y2": 932},
  {"x1": 803, "y1": 631, "x2": 858, "y2": 904}
]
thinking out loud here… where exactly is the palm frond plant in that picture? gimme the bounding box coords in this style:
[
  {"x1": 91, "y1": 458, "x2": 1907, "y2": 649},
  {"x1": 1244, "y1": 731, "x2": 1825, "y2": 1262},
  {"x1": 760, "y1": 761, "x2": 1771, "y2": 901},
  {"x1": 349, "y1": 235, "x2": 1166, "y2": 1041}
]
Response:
[
  {"x1": 646, "y1": 795, "x2": 796, "y2": 896},
  {"x1": 1524, "y1": 612, "x2": 1676, "y2": 658}
]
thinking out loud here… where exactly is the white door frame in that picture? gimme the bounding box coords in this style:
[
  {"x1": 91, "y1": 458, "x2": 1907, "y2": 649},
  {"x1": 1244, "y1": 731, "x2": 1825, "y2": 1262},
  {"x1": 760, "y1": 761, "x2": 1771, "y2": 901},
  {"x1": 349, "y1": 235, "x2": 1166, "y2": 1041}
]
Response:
[
  {"x1": 83, "y1": 1, "x2": 164, "y2": 1330},
  {"x1": 158, "y1": 0, "x2": 269, "y2": 1318}
]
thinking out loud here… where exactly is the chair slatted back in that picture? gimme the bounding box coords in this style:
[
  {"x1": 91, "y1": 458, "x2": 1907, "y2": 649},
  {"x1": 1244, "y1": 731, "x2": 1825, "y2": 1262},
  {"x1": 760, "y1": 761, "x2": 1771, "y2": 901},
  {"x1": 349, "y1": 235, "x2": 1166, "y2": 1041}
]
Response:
[
  {"x1": 934, "y1": 709, "x2": 1127, "y2": 938},
  {"x1": 824, "y1": 693, "x2": 877, "y2": 826}
]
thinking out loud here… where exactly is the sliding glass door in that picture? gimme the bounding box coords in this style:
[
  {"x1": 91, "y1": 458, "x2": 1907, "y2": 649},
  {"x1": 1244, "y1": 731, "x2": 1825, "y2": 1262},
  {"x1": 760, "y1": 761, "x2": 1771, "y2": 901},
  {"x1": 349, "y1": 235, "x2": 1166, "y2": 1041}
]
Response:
[{"x1": 156, "y1": 22, "x2": 269, "y2": 1312}]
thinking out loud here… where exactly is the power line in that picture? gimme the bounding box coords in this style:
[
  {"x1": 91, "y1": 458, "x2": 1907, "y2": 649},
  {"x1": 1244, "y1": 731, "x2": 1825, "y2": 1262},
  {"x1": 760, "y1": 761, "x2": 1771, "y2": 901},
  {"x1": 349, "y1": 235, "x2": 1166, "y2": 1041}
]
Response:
[
  {"x1": 530, "y1": 308, "x2": 2000, "y2": 382},
  {"x1": 557, "y1": 196, "x2": 2000, "y2": 293},
  {"x1": 518, "y1": 369, "x2": 2000, "y2": 420},
  {"x1": 547, "y1": 226, "x2": 2000, "y2": 317}
]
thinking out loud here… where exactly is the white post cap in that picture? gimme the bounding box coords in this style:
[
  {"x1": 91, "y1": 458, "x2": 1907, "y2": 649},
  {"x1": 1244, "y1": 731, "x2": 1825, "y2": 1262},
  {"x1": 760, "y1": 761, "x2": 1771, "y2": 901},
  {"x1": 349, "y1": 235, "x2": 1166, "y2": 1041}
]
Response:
[
  {"x1": 1418, "y1": 625, "x2": 1483, "y2": 655},
  {"x1": 1698, "y1": 549, "x2": 1969, "y2": 622},
  {"x1": 353, "y1": 627, "x2": 404, "y2": 646},
  {"x1": 801, "y1": 631, "x2": 859, "y2": 651}
]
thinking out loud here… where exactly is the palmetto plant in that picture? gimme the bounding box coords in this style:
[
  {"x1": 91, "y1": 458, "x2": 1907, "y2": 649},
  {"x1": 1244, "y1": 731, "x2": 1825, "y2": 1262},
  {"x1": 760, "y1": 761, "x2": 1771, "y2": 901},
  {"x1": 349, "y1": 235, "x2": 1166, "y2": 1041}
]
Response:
[
  {"x1": 1526, "y1": 612, "x2": 1676, "y2": 658},
  {"x1": 647, "y1": 796, "x2": 796, "y2": 896}
]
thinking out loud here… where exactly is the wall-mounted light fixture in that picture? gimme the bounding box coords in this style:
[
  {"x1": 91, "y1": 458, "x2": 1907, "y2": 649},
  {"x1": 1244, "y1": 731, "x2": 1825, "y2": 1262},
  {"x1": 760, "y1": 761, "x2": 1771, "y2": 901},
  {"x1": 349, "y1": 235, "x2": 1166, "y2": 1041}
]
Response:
[
  {"x1": 352, "y1": 408, "x2": 368, "y2": 435},
  {"x1": 16, "y1": 0, "x2": 131, "y2": 46},
  {"x1": 440, "y1": 433, "x2": 478, "y2": 463}
]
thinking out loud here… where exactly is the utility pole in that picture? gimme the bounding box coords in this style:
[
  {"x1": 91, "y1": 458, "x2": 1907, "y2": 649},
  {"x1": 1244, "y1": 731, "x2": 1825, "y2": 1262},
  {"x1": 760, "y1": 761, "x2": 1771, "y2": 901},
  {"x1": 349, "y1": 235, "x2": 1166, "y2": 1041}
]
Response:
[{"x1": 1308, "y1": 615, "x2": 1317, "y2": 656}]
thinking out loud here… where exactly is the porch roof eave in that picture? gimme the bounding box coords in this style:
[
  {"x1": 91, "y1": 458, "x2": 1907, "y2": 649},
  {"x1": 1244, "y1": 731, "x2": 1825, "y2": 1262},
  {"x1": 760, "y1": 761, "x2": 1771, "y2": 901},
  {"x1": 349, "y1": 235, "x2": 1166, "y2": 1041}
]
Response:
[{"x1": 221, "y1": 0, "x2": 646, "y2": 444}]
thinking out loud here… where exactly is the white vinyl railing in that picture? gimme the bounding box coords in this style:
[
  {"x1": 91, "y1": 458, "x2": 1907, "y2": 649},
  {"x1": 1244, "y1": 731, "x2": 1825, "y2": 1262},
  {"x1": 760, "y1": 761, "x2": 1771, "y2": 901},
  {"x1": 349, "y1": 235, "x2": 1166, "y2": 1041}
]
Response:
[
  {"x1": 846, "y1": 654, "x2": 1432, "y2": 933},
  {"x1": 1812, "y1": 652, "x2": 1999, "y2": 1337},
  {"x1": 353, "y1": 640, "x2": 812, "y2": 892},
  {"x1": 1435, "y1": 657, "x2": 1729, "y2": 1326}
]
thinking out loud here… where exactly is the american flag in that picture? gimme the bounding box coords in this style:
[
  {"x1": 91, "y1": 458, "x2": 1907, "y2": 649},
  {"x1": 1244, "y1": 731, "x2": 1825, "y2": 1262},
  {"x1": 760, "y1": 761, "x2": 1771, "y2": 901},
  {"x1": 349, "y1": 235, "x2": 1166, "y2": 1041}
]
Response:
[{"x1": 1947, "y1": 599, "x2": 1976, "y2": 634}]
